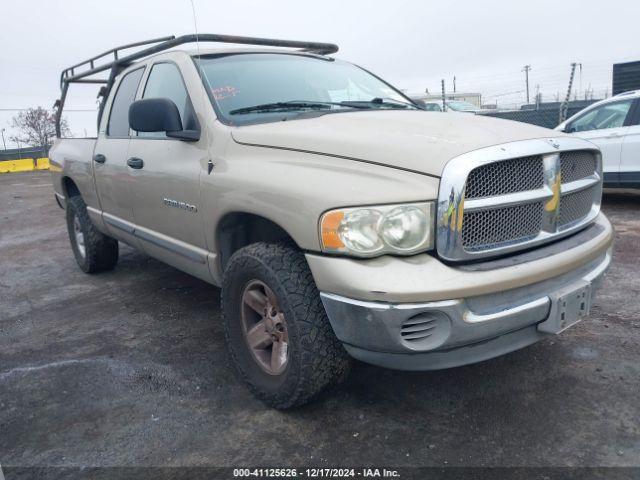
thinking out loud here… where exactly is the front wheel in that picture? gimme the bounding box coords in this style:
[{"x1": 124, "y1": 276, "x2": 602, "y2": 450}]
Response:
[{"x1": 221, "y1": 242, "x2": 351, "y2": 409}]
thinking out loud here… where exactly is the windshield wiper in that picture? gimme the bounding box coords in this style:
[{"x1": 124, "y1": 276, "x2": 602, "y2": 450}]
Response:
[
  {"x1": 342, "y1": 97, "x2": 418, "y2": 109},
  {"x1": 229, "y1": 101, "x2": 363, "y2": 115}
]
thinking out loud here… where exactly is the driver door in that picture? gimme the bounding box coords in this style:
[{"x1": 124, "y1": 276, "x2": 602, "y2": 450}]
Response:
[{"x1": 126, "y1": 61, "x2": 210, "y2": 281}]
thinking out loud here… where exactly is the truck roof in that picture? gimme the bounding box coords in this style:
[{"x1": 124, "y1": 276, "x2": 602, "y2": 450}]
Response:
[
  {"x1": 171, "y1": 47, "x2": 333, "y2": 60},
  {"x1": 58, "y1": 34, "x2": 337, "y2": 89},
  {"x1": 54, "y1": 34, "x2": 338, "y2": 136}
]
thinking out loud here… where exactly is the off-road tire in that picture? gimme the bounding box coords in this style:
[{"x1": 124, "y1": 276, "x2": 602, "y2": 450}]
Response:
[
  {"x1": 66, "y1": 196, "x2": 118, "y2": 273},
  {"x1": 222, "y1": 241, "x2": 352, "y2": 409}
]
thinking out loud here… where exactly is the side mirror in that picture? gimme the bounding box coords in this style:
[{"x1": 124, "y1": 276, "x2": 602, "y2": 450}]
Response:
[{"x1": 129, "y1": 98, "x2": 199, "y2": 141}]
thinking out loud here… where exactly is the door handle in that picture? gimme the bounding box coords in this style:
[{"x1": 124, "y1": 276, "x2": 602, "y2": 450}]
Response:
[
  {"x1": 607, "y1": 132, "x2": 622, "y2": 138},
  {"x1": 93, "y1": 153, "x2": 106, "y2": 163},
  {"x1": 127, "y1": 157, "x2": 144, "y2": 169}
]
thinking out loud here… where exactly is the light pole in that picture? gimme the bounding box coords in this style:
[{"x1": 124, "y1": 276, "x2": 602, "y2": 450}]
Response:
[{"x1": 1, "y1": 128, "x2": 6, "y2": 150}]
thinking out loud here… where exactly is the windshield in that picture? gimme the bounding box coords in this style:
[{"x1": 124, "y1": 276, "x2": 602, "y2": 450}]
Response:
[{"x1": 194, "y1": 53, "x2": 414, "y2": 125}]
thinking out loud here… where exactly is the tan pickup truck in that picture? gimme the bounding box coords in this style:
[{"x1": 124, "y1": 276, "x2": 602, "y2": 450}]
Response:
[{"x1": 50, "y1": 34, "x2": 613, "y2": 408}]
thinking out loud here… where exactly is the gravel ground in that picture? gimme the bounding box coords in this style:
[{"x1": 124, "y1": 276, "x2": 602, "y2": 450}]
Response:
[{"x1": 1, "y1": 171, "x2": 639, "y2": 476}]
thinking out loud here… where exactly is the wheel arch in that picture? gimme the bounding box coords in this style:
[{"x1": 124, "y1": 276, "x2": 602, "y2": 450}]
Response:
[
  {"x1": 215, "y1": 212, "x2": 299, "y2": 272},
  {"x1": 62, "y1": 176, "x2": 81, "y2": 199}
]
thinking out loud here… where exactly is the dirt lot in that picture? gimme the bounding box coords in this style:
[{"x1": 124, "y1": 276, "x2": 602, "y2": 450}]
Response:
[{"x1": 1, "y1": 171, "x2": 639, "y2": 474}]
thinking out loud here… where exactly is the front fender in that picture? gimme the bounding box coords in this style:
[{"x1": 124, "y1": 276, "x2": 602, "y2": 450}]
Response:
[{"x1": 201, "y1": 141, "x2": 440, "y2": 274}]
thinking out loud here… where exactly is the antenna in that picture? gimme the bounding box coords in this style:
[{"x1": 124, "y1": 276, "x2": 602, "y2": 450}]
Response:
[
  {"x1": 189, "y1": 0, "x2": 213, "y2": 173},
  {"x1": 189, "y1": 0, "x2": 201, "y2": 54}
]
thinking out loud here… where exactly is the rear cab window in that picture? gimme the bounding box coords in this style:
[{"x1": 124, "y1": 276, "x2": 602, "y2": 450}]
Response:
[{"x1": 107, "y1": 68, "x2": 145, "y2": 137}]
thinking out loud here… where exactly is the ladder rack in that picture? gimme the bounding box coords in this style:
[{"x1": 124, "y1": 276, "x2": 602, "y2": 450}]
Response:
[{"x1": 54, "y1": 33, "x2": 339, "y2": 135}]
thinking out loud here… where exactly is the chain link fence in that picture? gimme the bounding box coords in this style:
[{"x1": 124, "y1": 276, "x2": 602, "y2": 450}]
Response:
[
  {"x1": 477, "y1": 100, "x2": 599, "y2": 129},
  {"x1": 410, "y1": 59, "x2": 640, "y2": 130}
]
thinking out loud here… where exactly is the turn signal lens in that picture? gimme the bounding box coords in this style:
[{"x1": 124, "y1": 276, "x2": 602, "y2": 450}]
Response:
[
  {"x1": 321, "y1": 211, "x2": 345, "y2": 249},
  {"x1": 320, "y1": 202, "x2": 434, "y2": 257}
]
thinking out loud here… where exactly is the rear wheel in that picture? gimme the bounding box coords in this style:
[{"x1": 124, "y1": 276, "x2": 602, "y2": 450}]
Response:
[
  {"x1": 222, "y1": 241, "x2": 351, "y2": 409},
  {"x1": 66, "y1": 196, "x2": 118, "y2": 273}
]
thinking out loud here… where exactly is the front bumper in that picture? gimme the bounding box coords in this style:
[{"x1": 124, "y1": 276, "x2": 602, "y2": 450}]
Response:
[{"x1": 311, "y1": 214, "x2": 613, "y2": 371}]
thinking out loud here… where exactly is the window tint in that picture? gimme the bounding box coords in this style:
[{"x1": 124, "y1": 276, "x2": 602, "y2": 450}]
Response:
[
  {"x1": 568, "y1": 99, "x2": 633, "y2": 132},
  {"x1": 107, "y1": 68, "x2": 144, "y2": 137},
  {"x1": 140, "y1": 63, "x2": 194, "y2": 137},
  {"x1": 195, "y1": 54, "x2": 410, "y2": 125},
  {"x1": 630, "y1": 100, "x2": 640, "y2": 126}
]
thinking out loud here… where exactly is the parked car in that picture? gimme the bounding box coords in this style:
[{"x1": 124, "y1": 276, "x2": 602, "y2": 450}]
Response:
[
  {"x1": 425, "y1": 102, "x2": 443, "y2": 112},
  {"x1": 556, "y1": 90, "x2": 640, "y2": 187},
  {"x1": 410, "y1": 99, "x2": 477, "y2": 113},
  {"x1": 418, "y1": 101, "x2": 443, "y2": 112},
  {"x1": 50, "y1": 34, "x2": 612, "y2": 408},
  {"x1": 445, "y1": 100, "x2": 479, "y2": 112}
]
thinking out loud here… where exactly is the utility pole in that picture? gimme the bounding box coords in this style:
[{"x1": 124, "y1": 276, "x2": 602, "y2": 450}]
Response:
[
  {"x1": 535, "y1": 84, "x2": 541, "y2": 110},
  {"x1": 559, "y1": 62, "x2": 578, "y2": 124},
  {"x1": 453, "y1": 76, "x2": 456, "y2": 93},
  {"x1": 522, "y1": 65, "x2": 532, "y2": 104},
  {"x1": 577, "y1": 63, "x2": 583, "y2": 99},
  {"x1": 1, "y1": 129, "x2": 6, "y2": 150},
  {"x1": 441, "y1": 79, "x2": 446, "y2": 111}
]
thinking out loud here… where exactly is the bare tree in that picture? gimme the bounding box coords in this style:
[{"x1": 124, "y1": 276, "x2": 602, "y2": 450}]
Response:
[{"x1": 9, "y1": 107, "x2": 70, "y2": 149}]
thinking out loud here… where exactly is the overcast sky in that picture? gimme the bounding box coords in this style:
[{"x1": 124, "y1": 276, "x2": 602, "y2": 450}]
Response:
[{"x1": 1, "y1": 0, "x2": 638, "y2": 148}]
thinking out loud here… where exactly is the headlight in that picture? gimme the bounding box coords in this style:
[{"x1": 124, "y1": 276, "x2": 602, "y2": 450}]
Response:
[{"x1": 320, "y1": 202, "x2": 435, "y2": 257}]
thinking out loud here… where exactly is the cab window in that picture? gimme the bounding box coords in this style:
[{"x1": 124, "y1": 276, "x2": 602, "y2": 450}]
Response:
[
  {"x1": 140, "y1": 63, "x2": 196, "y2": 138},
  {"x1": 107, "y1": 68, "x2": 144, "y2": 137},
  {"x1": 567, "y1": 99, "x2": 634, "y2": 133}
]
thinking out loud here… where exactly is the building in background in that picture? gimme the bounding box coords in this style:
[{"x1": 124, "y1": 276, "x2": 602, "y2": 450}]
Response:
[{"x1": 412, "y1": 92, "x2": 482, "y2": 108}]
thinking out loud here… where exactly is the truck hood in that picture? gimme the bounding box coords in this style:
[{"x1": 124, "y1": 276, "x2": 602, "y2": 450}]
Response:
[{"x1": 231, "y1": 110, "x2": 560, "y2": 177}]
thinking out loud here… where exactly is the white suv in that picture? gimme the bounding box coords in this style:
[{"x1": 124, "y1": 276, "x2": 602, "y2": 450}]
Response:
[{"x1": 557, "y1": 90, "x2": 640, "y2": 188}]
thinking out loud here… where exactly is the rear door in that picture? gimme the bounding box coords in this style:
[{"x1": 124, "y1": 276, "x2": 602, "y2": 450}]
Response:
[
  {"x1": 126, "y1": 61, "x2": 210, "y2": 280},
  {"x1": 619, "y1": 99, "x2": 640, "y2": 186},
  {"x1": 565, "y1": 98, "x2": 635, "y2": 185},
  {"x1": 93, "y1": 66, "x2": 145, "y2": 244}
]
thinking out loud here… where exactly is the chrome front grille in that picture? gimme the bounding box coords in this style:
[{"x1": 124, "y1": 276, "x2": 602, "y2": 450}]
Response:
[
  {"x1": 437, "y1": 138, "x2": 602, "y2": 262},
  {"x1": 560, "y1": 151, "x2": 597, "y2": 184},
  {"x1": 558, "y1": 187, "x2": 595, "y2": 229},
  {"x1": 462, "y1": 203, "x2": 544, "y2": 250},
  {"x1": 465, "y1": 155, "x2": 544, "y2": 198}
]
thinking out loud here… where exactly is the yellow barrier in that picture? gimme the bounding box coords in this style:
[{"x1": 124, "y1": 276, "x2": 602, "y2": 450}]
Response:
[
  {"x1": 0, "y1": 158, "x2": 36, "y2": 173},
  {"x1": 0, "y1": 157, "x2": 49, "y2": 173},
  {"x1": 36, "y1": 157, "x2": 50, "y2": 170}
]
